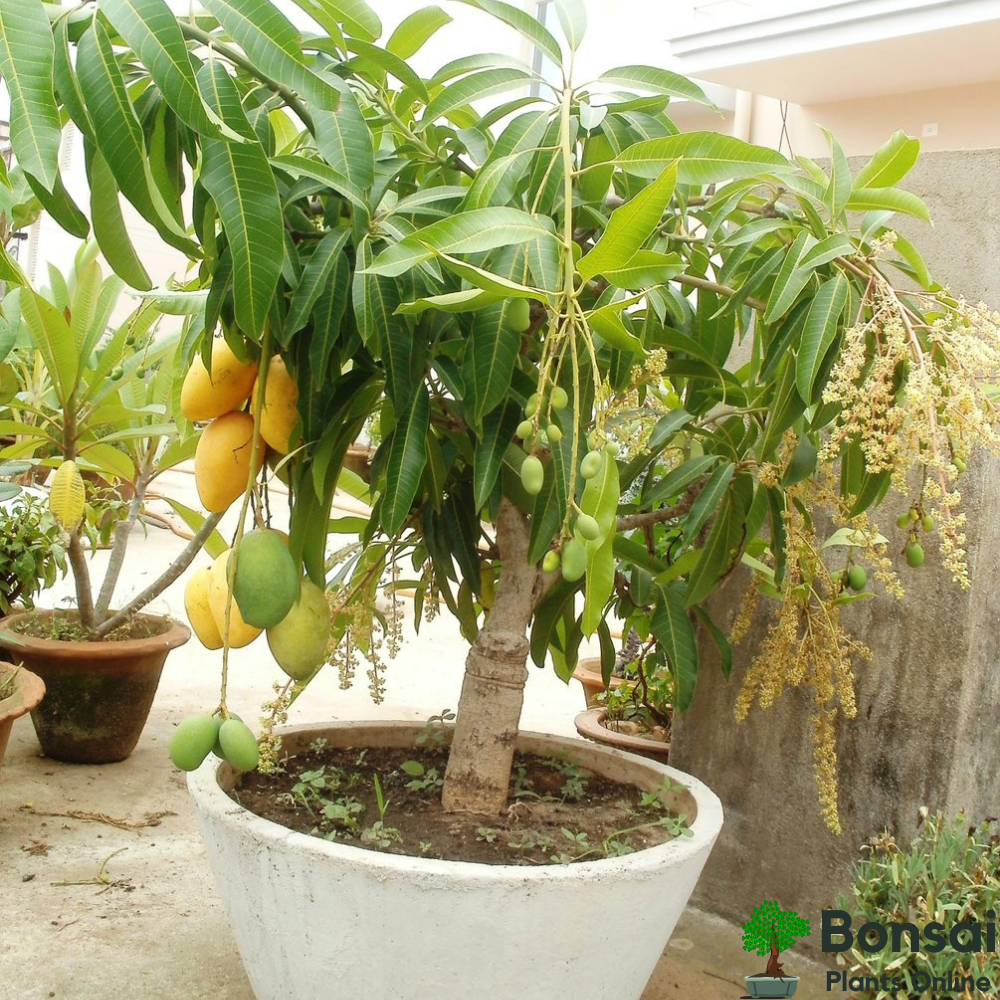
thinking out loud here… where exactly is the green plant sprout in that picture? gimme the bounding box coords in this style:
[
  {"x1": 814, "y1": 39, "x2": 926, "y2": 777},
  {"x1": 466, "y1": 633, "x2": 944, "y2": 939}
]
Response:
[{"x1": 742, "y1": 901, "x2": 812, "y2": 979}]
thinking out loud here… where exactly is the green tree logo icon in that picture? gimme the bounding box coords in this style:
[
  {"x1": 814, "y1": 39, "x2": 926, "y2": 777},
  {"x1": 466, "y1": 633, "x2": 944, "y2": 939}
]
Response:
[{"x1": 742, "y1": 901, "x2": 811, "y2": 980}]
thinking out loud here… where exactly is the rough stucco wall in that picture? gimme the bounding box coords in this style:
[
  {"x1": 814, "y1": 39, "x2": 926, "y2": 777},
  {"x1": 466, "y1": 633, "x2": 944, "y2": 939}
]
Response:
[{"x1": 671, "y1": 150, "x2": 1000, "y2": 949}]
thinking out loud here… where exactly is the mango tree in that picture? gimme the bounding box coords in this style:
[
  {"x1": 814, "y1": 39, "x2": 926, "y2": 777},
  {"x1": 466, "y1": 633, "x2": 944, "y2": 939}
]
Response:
[{"x1": 4, "y1": 0, "x2": 998, "y2": 828}]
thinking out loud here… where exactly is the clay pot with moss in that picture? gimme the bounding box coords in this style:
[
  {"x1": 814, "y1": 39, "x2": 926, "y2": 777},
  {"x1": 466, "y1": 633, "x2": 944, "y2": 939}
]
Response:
[{"x1": 0, "y1": 662, "x2": 45, "y2": 770}]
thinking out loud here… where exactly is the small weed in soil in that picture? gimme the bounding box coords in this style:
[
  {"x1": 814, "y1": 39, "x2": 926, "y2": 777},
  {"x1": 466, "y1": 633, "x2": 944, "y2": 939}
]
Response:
[
  {"x1": 6, "y1": 611, "x2": 164, "y2": 642},
  {"x1": 232, "y1": 737, "x2": 693, "y2": 866}
]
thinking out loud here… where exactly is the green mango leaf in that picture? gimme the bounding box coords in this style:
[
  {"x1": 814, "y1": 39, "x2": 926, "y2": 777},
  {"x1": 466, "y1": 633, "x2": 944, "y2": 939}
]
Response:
[
  {"x1": 685, "y1": 473, "x2": 753, "y2": 608},
  {"x1": 422, "y1": 68, "x2": 532, "y2": 125},
  {"x1": 200, "y1": 0, "x2": 341, "y2": 110},
  {"x1": 346, "y1": 38, "x2": 429, "y2": 102},
  {"x1": 387, "y1": 6, "x2": 451, "y2": 58},
  {"x1": 554, "y1": 0, "x2": 586, "y2": 51},
  {"x1": 821, "y1": 127, "x2": 850, "y2": 218},
  {"x1": 682, "y1": 461, "x2": 735, "y2": 543},
  {"x1": 763, "y1": 231, "x2": 817, "y2": 324},
  {"x1": 465, "y1": 301, "x2": 524, "y2": 426},
  {"x1": 799, "y1": 233, "x2": 854, "y2": 270},
  {"x1": 594, "y1": 65, "x2": 713, "y2": 106},
  {"x1": 854, "y1": 130, "x2": 920, "y2": 190},
  {"x1": 651, "y1": 584, "x2": 698, "y2": 711},
  {"x1": 77, "y1": 442, "x2": 136, "y2": 483},
  {"x1": 602, "y1": 249, "x2": 685, "y2": 289},
  {"x1": 578, "y1": 162, "x2": 676, "y2": 281},
  {"x1": 85, "y1": 144, "x2": 152, "y2": 291},
  {"x1": 396, "y1": 288, "x2": 502, "y2": 316},
  {"x1": 381, "y1": 386, "x2": 430, "y2": 536},
  {"x1": 288, "y1": 0, "x2": 381, "y2": 41},
  {"x1": 473, "y1": 403, "x2": 519, "y2": 511},
  {"x1": 100, "y1": 0, "x2": 224, "y2": 137},
  {"x1": 0, "y1": 0, "x2": 61, "y2": 191},
  {"x1": 846, "y1": 186, "x2": 931, "y2": 223},
  {"x1": 586, "y1": 302, "x2": 644, "y2": 354},
  {"x1": 452, "y1": 0, "x2": 562, "y2": 66},
  {"x1": 271, "y1": 153, "x2": 367, "y2": 210},
  {"x1": 197, "y1": 62, "x2": 284, "y2": 338},
  {"x1": 643, "y1": 454, "x2": 720, "y2": 509},
  {"x1": 286, "y1": 227, "x2": 350, "y2": 336},
  {"x1": 311, "y1": 77, "x2": 375, "y2": 190},
  {"x1": 617, "y1": 133, "x2": 791, "y2": 184},
  {"x1": 795, "y1": 274, "x2": 849, "y2": 403},
  {"x1": 17, "y1": 289, "x2": 78, "y2": 405},
  {"x1": 25, "y1": 170, "x2": 88, "y2": 240},
  {"x1": 367, "y1": 207, "x2": 556, "y2": 277}
]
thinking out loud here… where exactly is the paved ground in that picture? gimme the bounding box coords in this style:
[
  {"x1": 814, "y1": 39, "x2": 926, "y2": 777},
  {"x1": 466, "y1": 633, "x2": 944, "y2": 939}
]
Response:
[{"x1": 0, "y1": 467, "x2": 837, "y2": 999}]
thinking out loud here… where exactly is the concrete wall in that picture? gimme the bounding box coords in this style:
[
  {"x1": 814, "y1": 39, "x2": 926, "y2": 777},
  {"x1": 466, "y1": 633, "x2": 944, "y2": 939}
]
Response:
[{"x1": 671, "y1": 149, "x2": 1000, "y2": 948}]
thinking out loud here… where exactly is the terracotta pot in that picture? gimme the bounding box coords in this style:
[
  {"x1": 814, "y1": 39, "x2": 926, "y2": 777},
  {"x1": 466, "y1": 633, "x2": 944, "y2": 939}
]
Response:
[
  {"x1": 189, "y1": 720, "x2": 723, "y2": 1000},
  {"x1": 0, "y1": 665, "x2": 45, "y2": 770},
  {"x1": 571, "y1": 656, "x2": 634, "y2": 708},
  {"x1": 0, "y1": 611, "x2": 190, "y2": 764},
  {"x1": 575, "y1": 707, "x2": 671, "y2": 762}
]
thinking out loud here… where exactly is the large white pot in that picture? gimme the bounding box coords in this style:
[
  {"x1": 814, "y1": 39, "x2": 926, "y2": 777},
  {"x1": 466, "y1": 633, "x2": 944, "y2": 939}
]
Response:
[{"x1": 188, "y1": 721, "x2": 723, "y2": 1000}]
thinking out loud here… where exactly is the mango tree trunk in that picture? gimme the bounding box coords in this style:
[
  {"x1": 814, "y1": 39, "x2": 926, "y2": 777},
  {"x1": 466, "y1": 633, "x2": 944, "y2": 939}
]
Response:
[{"x1": 442, "y1": 499, "x2": 541, "y2": 815}]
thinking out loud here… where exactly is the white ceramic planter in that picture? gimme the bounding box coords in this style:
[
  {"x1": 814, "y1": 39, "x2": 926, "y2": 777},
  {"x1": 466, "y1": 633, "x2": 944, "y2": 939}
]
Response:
[{"x1": 188, "y1": 721, "x2": 724, "y2": 1000}]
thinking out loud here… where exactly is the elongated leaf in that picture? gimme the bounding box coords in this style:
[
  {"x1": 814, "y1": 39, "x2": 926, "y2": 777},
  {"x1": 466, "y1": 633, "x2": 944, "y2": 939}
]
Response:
[
  {"x1": 685, "y1": 474, "x2": 753, "y2": 608},
  {"x1": 799, "y1": 233, "x2": 854, "y2": 270},
  {"x1": 396, "y1": 288, "x2": 502, "y2": 315},
  {"x1": 347, "y1": 38, "x2": 428, "y2": 102},
  {"x1": 25, "y1": 170, "x2": 89, "y2": 239},
  {"x1": 578, "y1": 162, "x2": 676, "y2": 281},
  {"x1": 423, "y1": 68, "x2": 532, "y2": 125},
  {"x1": 387, "y1": 6, "x2": 451, "y2": 58},
  {"x1": 78, "y1": 442, "x2": 135, "y2": 482},
  {"x1": 286, "y1": 226, "x2": 350, "y2": 336},
  {"x1": 644, "y1": 454, "x2": 720, "y2": 509},
  {"x1": 796, "y1": 274, "x2": 848, "y2": 403},
  {"x1": 197, "y1": 62, "x2": 284, "y2": 338},
  {"x1": 647, "y1": 408, "x2": 693, "y2": 453},
  {"x1": 271, "y1": 153, "x2": 366, "y2": 209},
  {"x1": 651, "y1": 584, "x2": 698, "y2": 711},
  {"x1": 76, "y1": 21, "x2": 194, "y2": 255},
  {"x1": 433, "y1": 250, "x2": 544, "y2": 299},
  {"x1": 288, "y1": 0, "x2": 380, "y2": 41},
  {"x1": 763, "y1": 231, "x2": 817, "y2": 324},
  {"x1": 821, "y1": 127, "x2": 850, "y2": 218},
  {"x1": 163, "y1": 497, "x2": 228, "y2": 558},
  {"x1": 758, "y1": 354, "x2": 805, "y2": 461},
  {"x1": 854, "y1": 130, "x2": 920, "y2": 190},
  {"x1": 311, "y1": 77, "x2": 375, "y2": 189},
  {"x1": 367, "y1": 207, "x2": 555, "y2": 277},
  {"x1": 0, "y1": 0, "x2": 61, "y2": 191},
  {"x1": 101, "y1": 0, "x2": 222, "y2": 136},
  {"x1": 846, "y1": 186, "x2": 931, "y2": 223},
  {"x1": 473, "y1": 403, "x2": 518, "y2": 510},
  {"x1": 596, "y1": 65, "x2": 712, "y2": 107},
  {"x1": 554, "y1": 0, "x2": 586, "y2": 51},
  {"x1": 85, "y1": 143, "x2": 152, "y2": 290},
  {"x1": 618, "y1": 133, "x2": 791, "y2": 184},
  {"x1": 465, "y1": 301, "x2": 522, "y2": 425},
  {"x1": 200, "y1": 0, "x2": 340, "y2": 110},
  {"x1": 587, "y1": 303, "x2": 644, "y2": 353},
  {"x1": 453, "y1": 0, "x2": 562, "y2": 66},
  {"x1": 17, "y1": 289, "x2": 78, "y2": 404},
  {"x1": 603, "y1": 250, "x2": 684, "y2": 289},
  {"x1": 682, "y1": 461, "x2": 735, "y2": 543},
  {"x1": 889, "y1": 231, "x2": 932, "y2": 288},
  {"x1": 382, "y1": 386, "x2": 430, "y2": 535}
]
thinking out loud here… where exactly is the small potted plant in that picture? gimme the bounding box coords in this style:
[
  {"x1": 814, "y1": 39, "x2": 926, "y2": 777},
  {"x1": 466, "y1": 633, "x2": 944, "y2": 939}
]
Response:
[
  {"x1": 742, "y1": 901, "x2": 812, "y2": 998},
  {"x1": 0, "y1": 254, "x2": 218, "y2": 763}
]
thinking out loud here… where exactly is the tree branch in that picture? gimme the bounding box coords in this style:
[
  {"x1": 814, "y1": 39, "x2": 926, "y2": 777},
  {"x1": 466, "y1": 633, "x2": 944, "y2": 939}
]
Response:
[
  {"x1": 93, "y1": 512, "x2": 224, "y2": 638},
  {"x1": 672, "y1": 273, "x2": 766, "y2": 312},
  {"x1": 94, "y1": 469, "x2": 153, "y2": 623}
]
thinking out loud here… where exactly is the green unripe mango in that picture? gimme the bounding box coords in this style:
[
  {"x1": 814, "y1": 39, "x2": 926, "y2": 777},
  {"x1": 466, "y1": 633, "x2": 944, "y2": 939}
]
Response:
[
  {"x1": 212, "y1": 712, "x2": 241, "y2": 760},
  {"x1": 521, "y1": 455, "x2": 544, "y2": 495},
  {"x1": 550, "y1": 386, "x2": 568, "y2": 410},
  {"x1": 542, "y1": 550, "x2": 560, "y2": 574},
  {"x1": 546, "y1": 423, "x2": 562, "y2": 443},
  {"x1": 561, "y1": 540, "x2": 587, "y2": 582},
  {"x1": 218, "y1": 719, "x2": 260, "y2": 772},
  {"x1": 922, "y1": 514, "x2": 935, "y2": 532},
  {"x1": 576, "y1": 513, "x2": 601, "y2": 541},
  {"x1": 906, "y1": 542, "x2": 925, "y2": 568},
  {"x1": 896, "y1": 512, "x2": 911, "y2": 529},
  {"x1": 580, "y1": 450, "x2": 602, "y2": 480},
  {"x1": 516, "y1": 419, "x2": 534, "y2": 440},
  {"x1": 847, "y1": 565, "x2": 868, "y2": 591},
  {"x1": 232, "y1": 529, "x2": 301, "y2": 629},
  {"x1": 507, "y1": 298, "x2": 531, "y2": 333},
  {"x1": 267, "y1": 578, "x2": 332, "y2": 681},
  {"x1": 954, "y1": 457, "x2": 967, "y2": 473},
  {"x1": 169, "y1": 713, "x2": 220, "y2": 772},
  {"x1": 524, "y1": 393, "x2": 539, "y2": 417}
]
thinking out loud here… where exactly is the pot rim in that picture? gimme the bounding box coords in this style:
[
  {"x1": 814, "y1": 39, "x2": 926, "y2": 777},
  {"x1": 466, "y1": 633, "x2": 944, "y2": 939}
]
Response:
[
  {"x1": 0, "y1": 664, "x2": 45, "y2": 722},
  {"x1": 574, "y1": 707, "x2": 671, "y2": 751},
  {"x1": 745, "y1": 976, "x2": 801, "y2": 982},
  {"x1": 0, "y1": 610, "x2": 190, "y2": 658},
  {"x1": 188, "y1": 719, "x2": 721, "y2": 883}
]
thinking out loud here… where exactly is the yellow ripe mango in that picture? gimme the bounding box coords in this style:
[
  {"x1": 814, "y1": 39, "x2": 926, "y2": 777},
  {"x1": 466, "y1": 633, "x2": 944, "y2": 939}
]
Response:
[
  {"x1": 267, "y1": 578, "x2": 331, "y2": 680},
  {"x1": 184, "y1": 567, "x2": 223, "y2": 650},
  {"x1": 253, "y1": 356, "x2": 299, "y2": 454},
  {"x1": 207, "y1": 549, "x2": 263, "y2": 649},
  {"x1": 180, "y1": 339, "x2": 257, "y2": 422},
  {"x1": 194, "y1": 411, "x2": 261, "y2": 513}
]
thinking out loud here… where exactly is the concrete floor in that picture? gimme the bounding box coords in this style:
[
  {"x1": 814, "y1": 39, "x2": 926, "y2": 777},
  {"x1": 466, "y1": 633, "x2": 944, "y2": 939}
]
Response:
[{"x1": 0, "y1": 467, "x2": 836, "y2": 999}]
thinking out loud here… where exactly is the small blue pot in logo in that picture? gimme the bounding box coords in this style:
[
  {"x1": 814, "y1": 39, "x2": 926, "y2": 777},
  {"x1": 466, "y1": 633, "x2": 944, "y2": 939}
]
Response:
[{"x1": 744, "y1": 974, "x2": 800, "y2": 998}]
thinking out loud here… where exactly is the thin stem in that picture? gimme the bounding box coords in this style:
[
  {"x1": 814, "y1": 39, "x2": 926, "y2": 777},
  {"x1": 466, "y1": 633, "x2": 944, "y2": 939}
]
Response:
[
  {"x1": 93, "y1": 512, "x2": 224, "y2": 637},
  {"x1": 672, "y1": 273, "x2": 766, "y2": 312},
  {"x1": 94, "y1": 467, "x2": 153, "y2": 622},
  {"x1": 179, "y1": 22, "x2": 315, "y2": 132}
]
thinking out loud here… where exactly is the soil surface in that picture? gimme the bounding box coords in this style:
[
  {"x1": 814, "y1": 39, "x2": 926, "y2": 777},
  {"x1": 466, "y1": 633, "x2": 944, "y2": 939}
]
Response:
[
  {"x1": 5, "y1": 610, "x2": 165, "y2": 642},
  {"x1": 233, "y1": 742, "x2": 688, "y2": 865}
]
